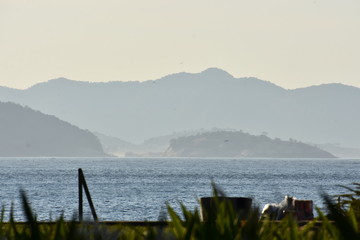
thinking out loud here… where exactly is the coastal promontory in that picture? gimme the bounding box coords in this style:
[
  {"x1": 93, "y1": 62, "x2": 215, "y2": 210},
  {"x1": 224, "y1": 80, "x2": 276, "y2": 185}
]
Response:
[{"x1": 0, "y1": 102, "x2": 108, "y2": 157}]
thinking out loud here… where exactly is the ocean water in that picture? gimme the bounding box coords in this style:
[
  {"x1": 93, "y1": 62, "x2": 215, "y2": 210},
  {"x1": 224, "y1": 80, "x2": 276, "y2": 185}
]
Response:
[{"x1": 0, "y1": 157, "x2": 359, "y2": 221}]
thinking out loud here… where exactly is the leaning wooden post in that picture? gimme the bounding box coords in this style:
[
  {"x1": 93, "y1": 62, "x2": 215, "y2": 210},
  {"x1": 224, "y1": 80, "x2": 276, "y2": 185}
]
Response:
[
  {"x1": 78, "y1": 168, "x2": 98, "y2": 221},
  {"x1": 78, "y1": 168, "x2": 83, "y2": 221}
]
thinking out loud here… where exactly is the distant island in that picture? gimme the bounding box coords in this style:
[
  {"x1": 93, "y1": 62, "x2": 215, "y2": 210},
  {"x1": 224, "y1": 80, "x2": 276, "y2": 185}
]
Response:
[
  {"x1": 0, "y1": 102, "x2": 108, "y2": 157},
  {"x1": 164, "y1": 131, "x2": 336, "y2": 158}
]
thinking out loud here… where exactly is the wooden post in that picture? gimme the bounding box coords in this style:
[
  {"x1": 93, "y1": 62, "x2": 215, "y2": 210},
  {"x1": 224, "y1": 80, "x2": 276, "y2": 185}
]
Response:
[
  {"x1": 78, "y1": 168, "x2": 98, "y2": 221},
  {"x1": 78, "y1": 168, "x2": 83, "y2": 221}
]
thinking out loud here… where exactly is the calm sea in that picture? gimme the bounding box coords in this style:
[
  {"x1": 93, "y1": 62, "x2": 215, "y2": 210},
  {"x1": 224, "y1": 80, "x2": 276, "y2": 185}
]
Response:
[{"x1": 0, "y1": 157, "x2": 359, "y2": 221}]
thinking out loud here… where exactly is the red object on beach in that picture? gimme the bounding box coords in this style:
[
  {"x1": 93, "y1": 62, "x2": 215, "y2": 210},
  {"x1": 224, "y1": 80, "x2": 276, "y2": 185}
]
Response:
[{"x1": 293, "y1": 200, "x2": 314, "y2": 220}]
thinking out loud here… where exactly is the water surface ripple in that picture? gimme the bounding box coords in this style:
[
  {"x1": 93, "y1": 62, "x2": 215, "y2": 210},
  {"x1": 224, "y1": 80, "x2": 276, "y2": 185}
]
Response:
[{"x1": 0, "y1": 158, "x2": 359, "y2": 221}]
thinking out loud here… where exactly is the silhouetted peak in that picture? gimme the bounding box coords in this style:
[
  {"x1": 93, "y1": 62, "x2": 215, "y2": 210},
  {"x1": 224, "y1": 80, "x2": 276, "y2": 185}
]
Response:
[
  {"x1": 46, "y1": 77, "x2": 74, "y2": 84},
  {"x1": 314, "y1": 83, "x2": 359, "y2": 91},
  {"x1": 200, "y1": 68, "x2": 234, "y2": 79},
  {"x1": 27, "y1": 77, "x2": 82, "y2": 91},
  {"x1": 50, "y1": 77, "x2": 69, "y2": 81},
  {"x1": 157, "y1": 68, "x2": 234, "y2": 83},
  {"x1": 292, "y1": 83, "x2": 360, "y2": 95}
]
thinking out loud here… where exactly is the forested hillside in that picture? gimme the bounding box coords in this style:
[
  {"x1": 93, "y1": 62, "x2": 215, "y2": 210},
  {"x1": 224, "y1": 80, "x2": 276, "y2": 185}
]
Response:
[{"x1": 165, "y1": 131, "x2": 336, "y2": 158}]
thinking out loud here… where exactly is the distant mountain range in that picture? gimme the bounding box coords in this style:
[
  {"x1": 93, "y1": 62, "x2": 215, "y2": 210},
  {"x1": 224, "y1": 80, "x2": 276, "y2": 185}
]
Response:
[
  {"x1": 1, "y1": 68, "x2": 359, "y2": 153},
  {"x1": 0, "y1": 102, "x2": 108, "y2": 157}
]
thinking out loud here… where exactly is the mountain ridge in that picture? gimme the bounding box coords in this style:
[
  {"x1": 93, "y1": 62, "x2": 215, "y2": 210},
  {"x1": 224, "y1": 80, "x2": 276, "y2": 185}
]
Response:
[
  {"x1": 0, "y1": 68, "x2": 359, "y2": 149},
  {"x1": 2, "y1": 68, "x2": 359, "y2": 91}
]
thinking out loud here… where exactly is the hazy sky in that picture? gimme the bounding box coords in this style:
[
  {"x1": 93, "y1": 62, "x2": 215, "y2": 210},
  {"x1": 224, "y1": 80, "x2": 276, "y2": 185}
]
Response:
[{"x1": 1, "y1": 0, "x2": 359, "y2": 90}]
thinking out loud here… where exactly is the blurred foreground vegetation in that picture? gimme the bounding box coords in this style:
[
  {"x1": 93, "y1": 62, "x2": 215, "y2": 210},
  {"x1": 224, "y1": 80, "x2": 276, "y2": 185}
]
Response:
[{"x1": 1, "y1": 183, "x2": 360, "y2": 240}]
